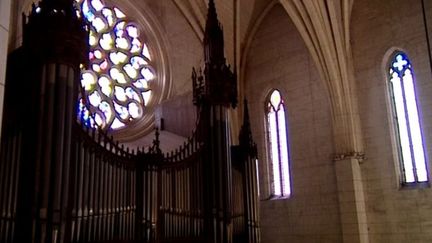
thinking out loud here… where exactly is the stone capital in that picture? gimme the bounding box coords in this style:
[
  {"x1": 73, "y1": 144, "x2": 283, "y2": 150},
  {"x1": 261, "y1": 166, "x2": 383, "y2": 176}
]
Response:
[{"x1": 334, "y1": 152, "x2": 366, "y2": 163}]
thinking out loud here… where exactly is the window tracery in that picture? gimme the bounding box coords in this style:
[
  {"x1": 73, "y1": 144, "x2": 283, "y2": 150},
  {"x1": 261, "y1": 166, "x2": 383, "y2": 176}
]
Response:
[
  {"x1": 266, "y1": 90, "x2": 291, "y2": 198},
  {"x1": 76, "y1": 0, "x2": 155, "y2": 130},
  {"x1": 388, "y1": 52, "x2": 428, "y2": 184}
]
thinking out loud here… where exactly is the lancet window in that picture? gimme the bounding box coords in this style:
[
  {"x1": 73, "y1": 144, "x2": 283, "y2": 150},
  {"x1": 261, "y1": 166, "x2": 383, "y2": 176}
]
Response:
[
  {"x1": 388, "y1": 52, "x2": 428, "y2": 184},
  {"x1": 266, "y1": 90, "x2": 291, "y2": 198}
]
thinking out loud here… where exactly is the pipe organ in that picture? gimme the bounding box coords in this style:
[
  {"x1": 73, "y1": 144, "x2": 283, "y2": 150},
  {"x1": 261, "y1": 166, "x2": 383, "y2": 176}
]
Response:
[{"x1": 0, "y1": 0, "x2": 260, "y2": 242}]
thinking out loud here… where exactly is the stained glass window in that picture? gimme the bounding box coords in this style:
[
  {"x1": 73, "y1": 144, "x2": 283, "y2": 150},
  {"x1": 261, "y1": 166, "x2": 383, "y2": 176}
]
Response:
[
  {"x1": 75, "y1": 0, "x2": 154, "y2": 130},
  {"x1": 266, "y1": 90, "x2": 291, "y2": 198},
  {"x1": 388, "y1": 52, "x2": 428, "y2": 184}
]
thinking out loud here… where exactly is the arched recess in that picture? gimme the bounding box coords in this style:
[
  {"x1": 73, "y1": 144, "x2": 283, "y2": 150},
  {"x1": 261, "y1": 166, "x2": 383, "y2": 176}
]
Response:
[
  {"x1": 243, "y1": 3, "x2": 336, "y2": 199},
  {"x1": 236, "y1": 0, "x2": 279, "y2": 144},
  {"x1": 240, "y1": 0, "x2": 279, "y2": 104},
  {"x1": 277, "y1": 0, "x2": 364, "y2": 157}
]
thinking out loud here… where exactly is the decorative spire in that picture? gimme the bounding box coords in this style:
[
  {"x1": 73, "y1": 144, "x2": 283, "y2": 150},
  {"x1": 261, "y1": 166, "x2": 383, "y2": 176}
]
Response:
[
  {"x1": 239, "y1": 99, "x2": 257, "y2": 157},
  {"x1": 153, "y1": 127, "x2": 160, "y2": 149},
  {"x1": 207, "y1": 0, "x2": 217, "y2": 22},
  {"x1": 149, "y1": 127, "x2": 162, "y2": 155},
  {"x1": 192, "y1": 0, "x2": 237, "y2": 108},
  {"x1": 204, "y1": 0, "x2": 225, "y2": 65},
  {"x1": 239, "y1": 99, "x2": 251, "y2": 145}
]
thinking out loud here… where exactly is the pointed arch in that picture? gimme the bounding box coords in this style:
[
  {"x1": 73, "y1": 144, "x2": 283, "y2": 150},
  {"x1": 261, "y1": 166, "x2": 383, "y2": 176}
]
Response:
[
  {"x1": 387, "y1": 51, "x2": 428, "y2": 184},
  {"x1": 265, "y1": 89, "x2": 291, "y2": 198},
  {"x1": 239, "y1": 0, "x2": 279, "y2": 103}
]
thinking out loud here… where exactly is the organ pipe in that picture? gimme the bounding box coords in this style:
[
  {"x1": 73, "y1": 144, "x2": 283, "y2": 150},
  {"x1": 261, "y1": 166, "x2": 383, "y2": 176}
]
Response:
[{"x1": 0, "y1": 0, "x2": 260, "y2": 243}]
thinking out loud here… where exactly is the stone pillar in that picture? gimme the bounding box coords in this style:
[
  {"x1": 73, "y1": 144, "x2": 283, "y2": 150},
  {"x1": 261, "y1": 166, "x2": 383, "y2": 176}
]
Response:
[
  {"x1": 334, "y1": 156, "x2": 369, "y2": 243},
  {"x1": 0, "y1": 0, "x2": 12, "y2": 138}
]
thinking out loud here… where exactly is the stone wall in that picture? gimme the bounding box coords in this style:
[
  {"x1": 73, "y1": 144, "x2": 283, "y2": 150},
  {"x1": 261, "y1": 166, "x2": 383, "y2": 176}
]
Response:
[
  {"x1": 147, "y1": 0, "x2": 202, "y2": 97},
  {"x1": 244, "y1": 4, "x2": 342, "y2": 243},
  {"x1": 352, "y1": 0, "x2": 432, "y2": 242}
]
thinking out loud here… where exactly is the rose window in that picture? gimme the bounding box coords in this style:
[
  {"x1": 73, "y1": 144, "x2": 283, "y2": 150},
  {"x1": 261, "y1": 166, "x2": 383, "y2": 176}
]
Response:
[{"x1": 76, "y1": 0, "x2": 155, "y2": 130}]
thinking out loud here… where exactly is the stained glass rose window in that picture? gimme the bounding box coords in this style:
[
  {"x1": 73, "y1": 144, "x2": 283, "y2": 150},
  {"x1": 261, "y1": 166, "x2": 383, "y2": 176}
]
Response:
[{"x1": 76, "y1": 0, "x2": 155, "y2": 130}]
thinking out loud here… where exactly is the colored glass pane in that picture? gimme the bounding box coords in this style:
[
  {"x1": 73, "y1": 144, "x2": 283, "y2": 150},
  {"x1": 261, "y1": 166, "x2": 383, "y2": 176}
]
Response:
[
  {"x1": 267, "y1": 90, "x2": 291, "y2": 198},
  {"x1": 389, "y1": 53, "x2": 427, "y2": 183},
  {"x1": 75, "y1": 0, "x2": 154, "y2": 130}
]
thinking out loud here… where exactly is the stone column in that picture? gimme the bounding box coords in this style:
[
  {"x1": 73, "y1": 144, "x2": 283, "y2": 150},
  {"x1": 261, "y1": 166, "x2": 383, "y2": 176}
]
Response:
[
  {"x1": 0, "y1": 0, "x2": 12, "y2": 138},
  {"x1": 334, "y1": 155, "x2": 369, "y2": 243}
]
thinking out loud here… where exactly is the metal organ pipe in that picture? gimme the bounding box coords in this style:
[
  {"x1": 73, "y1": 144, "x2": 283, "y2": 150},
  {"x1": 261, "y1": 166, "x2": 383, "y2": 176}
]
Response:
[
  {"x1": 0, "y1": 39, "x2": 261, "y2": 243},
  {"x1": 0, "y1": 0, "x2": 261, "y2": 242}
]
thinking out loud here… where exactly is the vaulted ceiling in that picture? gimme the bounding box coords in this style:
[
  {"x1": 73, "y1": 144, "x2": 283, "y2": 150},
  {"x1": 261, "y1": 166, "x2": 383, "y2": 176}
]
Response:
[{"x1": 171, "y1": 0, "x2": 275, "y2": 66}]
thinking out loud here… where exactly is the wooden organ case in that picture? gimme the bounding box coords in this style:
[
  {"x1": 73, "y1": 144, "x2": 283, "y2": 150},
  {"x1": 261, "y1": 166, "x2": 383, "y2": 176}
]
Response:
[{"x1": 0, "y1": 0, "x2": 260, "y2": 242}]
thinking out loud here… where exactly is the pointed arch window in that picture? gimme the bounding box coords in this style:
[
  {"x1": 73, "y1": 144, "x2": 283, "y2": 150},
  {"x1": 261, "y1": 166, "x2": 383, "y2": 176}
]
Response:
[
  {"x1": 388, "y1": 52, "x2": 428, "y2": 184},
  {"x1": 266, "y1": 90, "x2": 291, "y2": 198}
]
